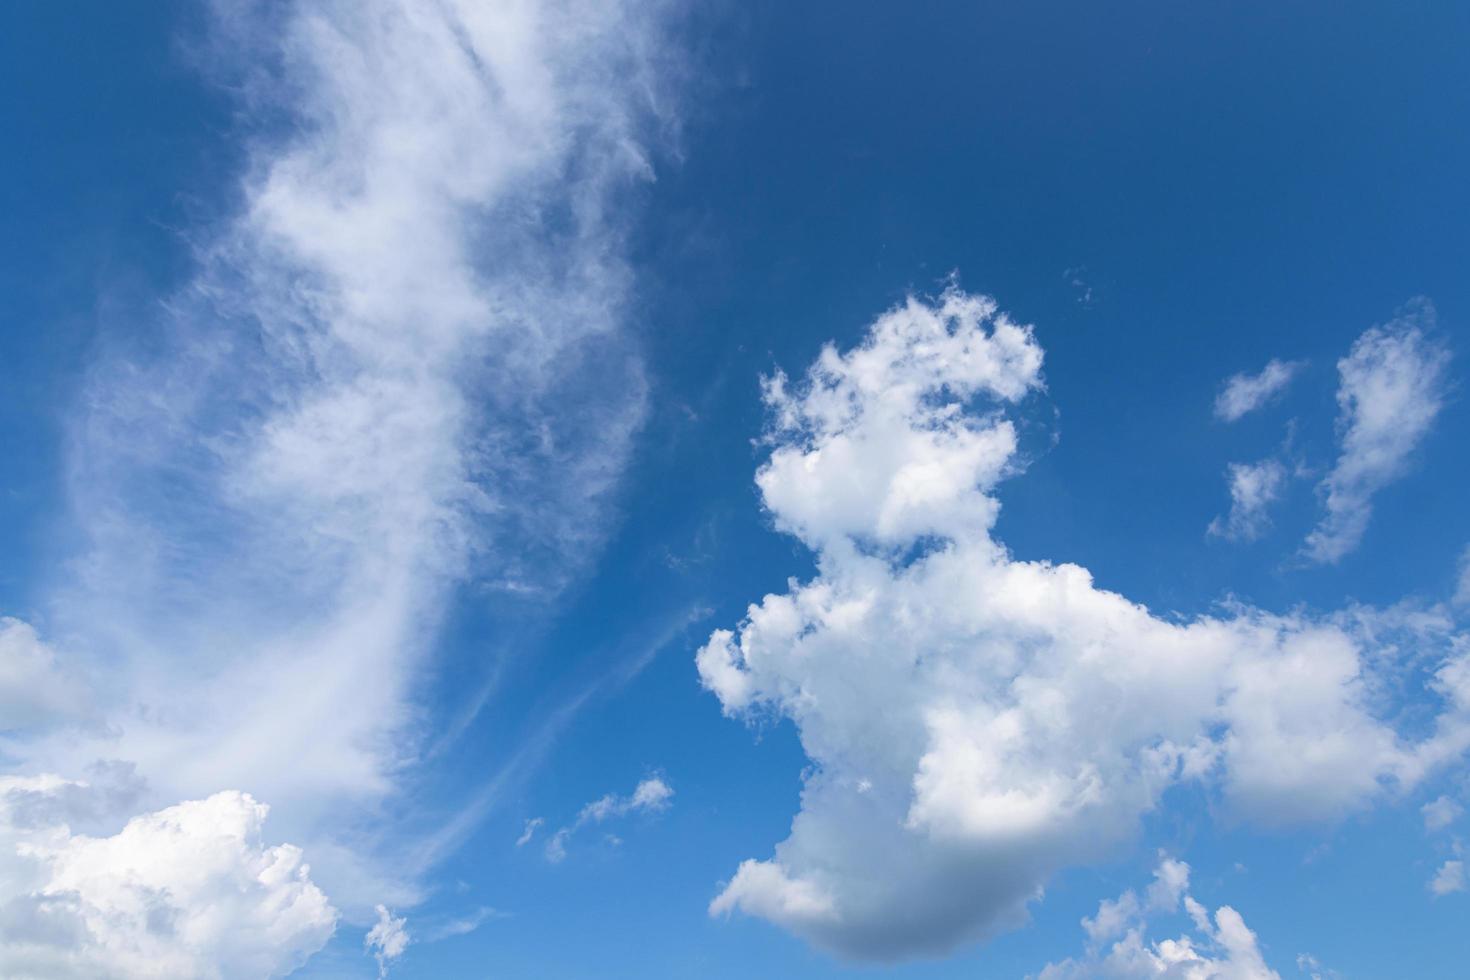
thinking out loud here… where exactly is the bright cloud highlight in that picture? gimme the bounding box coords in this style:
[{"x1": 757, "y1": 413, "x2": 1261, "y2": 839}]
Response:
[{"x1": 0, "y1": 776, "x2": 335, "y2": 980}]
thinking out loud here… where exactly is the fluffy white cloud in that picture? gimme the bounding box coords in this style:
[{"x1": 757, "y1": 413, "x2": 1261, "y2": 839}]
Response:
[
  {"x1": 365, "y1": 904, "x2": 410, "y2": 976},
  {"x1": 1208, "y1": 459, "x2": 1288, "y2": 542},
  {"x1": 0, "y1": 775, "x2": 335, "y2": 980},
  {"x1": 1302, "y1": 304, "x2": 1449, "y2": 564},
  {"x1": 544, "y1": 776, "x2": 673, "y2": 863},
  {"x1": 698, "y1": 290, "x2": 1470, "y2": 960},
  {"x1": 1036, "y1": 857, "x2": 1281, "y2": 979},
  {"x1": 7, "y1": 0, "x2": 673, "y2": 957},
  {"x1": 1214, "y1": 359, "x2": 1302, "y2": 422},
  {"x1": 1429, "y1": 860, "x2": 1465, "y2": 897}
]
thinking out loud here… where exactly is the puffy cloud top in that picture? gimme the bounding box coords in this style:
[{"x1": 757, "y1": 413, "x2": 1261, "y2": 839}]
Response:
[
  {"x1": 1214, "y1": 359, "x2": 1301, "y2": 423},
  {"x1": 0, "y1": 778, "x2": 336, "y2": 980},
  {"x1": 699, "y1": 290, "x2": 1470, "y2": 961}
]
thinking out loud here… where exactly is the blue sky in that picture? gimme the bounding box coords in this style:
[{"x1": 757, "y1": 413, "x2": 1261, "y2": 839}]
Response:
[{"x1": 3, "y1": 2, "x2": 1470, "y2": 978}]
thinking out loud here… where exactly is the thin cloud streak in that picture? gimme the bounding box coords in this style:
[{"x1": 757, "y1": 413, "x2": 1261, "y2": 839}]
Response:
[{"x1": 11, "y1": 0, "x2": 677, "y2": 937}]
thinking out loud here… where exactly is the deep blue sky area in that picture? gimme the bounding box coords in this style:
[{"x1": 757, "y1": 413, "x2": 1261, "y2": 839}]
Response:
[{"x1": 3, "y1": 2, "x2": 1470, "y2": 978}]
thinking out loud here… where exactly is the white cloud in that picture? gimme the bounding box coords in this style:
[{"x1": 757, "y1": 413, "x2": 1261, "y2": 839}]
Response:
[
  {"x1": 1422, "y1": 795, "x2": 1463, "y2": 832},
  {"x1": 1209, "y1": 459, "x2": 1288, "y2": 541},
  {"x1": 1215, "y1": 359, "x2": 1303, "y2": 422},
  {"x1": 6, "y1": 0, "x2": 672, "y2": 960},
  {"x1": 1429, "y1": 860, "x2": 1465, "y2": 896},
  {"x1": 515, "y1": 817, "x2": 545, "y2": 847},
  {"x1": 1454, "y1": 546, "x2": 1470, "y2": 608},
  {"x1": 0, "y1": 619, "x2": 89, "y2": 733},
  {"x1": 544, "y1": 776, "x2": 673, "y2": 863},
  {"x1": 1302, "y1": 304, "x2": 1449, "y2": 564},
  {"x1": 1079, "y1": 856, "x2": 1190, "y2": 946},
  {"x1": 419, "y1": 905, "x2": 502, "y2": 942},
  {"x1": 0, "y1": 776, "x2": 335, "y2": 980},
  {"x1": 365, "y1": 904, "x2": 410, "y2": 976},
  {"x1": 698, "y1": 289, "x2": 1470, "y2": 961},
  {"x1": 1035, "y1": 857, "x2": 1281, "y2": 979},
  {"x1": 1295, "y1": 952, "x2": 1341, "y2": 980}
]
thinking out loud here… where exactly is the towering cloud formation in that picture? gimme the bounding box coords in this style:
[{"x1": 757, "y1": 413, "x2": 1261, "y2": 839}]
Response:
[
  {"x1": 699, "y1": 289, "x2": 1470, "y2": 961},
  {"x1": 5, "y1": 0, "x2": 670, "y2": 971}
]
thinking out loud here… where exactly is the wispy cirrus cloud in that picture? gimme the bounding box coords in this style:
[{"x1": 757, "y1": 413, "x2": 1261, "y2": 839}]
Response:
[{"x1": 4, "y1": 0, "x2": 675, "y2": 973}]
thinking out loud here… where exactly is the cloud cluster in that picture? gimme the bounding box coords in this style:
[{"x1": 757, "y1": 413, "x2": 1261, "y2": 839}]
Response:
[
  {"x1": 0, "y1": 619, "x2": 89, "y2": 734},
  {"x1": 1214, "y1": 359, "x2": 1302, "y2": 422},
  {"x1": 0, "y1": 775, "x2": 335, "y2": 980},
  {"x1": 1302, "y1": 303, "x2": 1449, "y2": 563},
  {"x1": 698, "y1": 289, "x2": 1470, "y2": 960},
  {"x1": 1034, "y1": 857, "x2": 1281, "y2": 979}
]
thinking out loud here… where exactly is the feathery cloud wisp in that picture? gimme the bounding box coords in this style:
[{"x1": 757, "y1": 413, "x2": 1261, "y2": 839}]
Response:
[
  {"x1": 1215, "y1": 358, "x2": 1302, "y2": 422},
  {"x1": 545, "y1": 776, "x2": 674, "y2": 863},
  {"x1": 4, "y1": 0, "x2": 672, "y2": 968},
  {"x1": 1209, "y1": 458, "x2": 1288, "y2": 541},
  {"x1": 1303, "y1": 303, "x2": 1449, "y2": 564}
]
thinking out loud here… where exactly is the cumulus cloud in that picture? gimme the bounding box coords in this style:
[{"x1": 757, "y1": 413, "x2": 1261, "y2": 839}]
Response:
[
  {"x1": 4, "y1": 0, "x2": 672, "y2": 961},
  {"x1": 1302, "y1": 304, "x2": 1449, "y2": 564},
  {"x1": 1208, "y1": 459, "x2": 1288, "y2": 541},
  {"x1": 1035, "y1": 857, "x2": 1281, "y2": 979},
  {"x1": 1429, "y1": 860, "x2": 1465, "y2": 896},
  {"x1": 365, "y1": 904, "x2": 410, "y2": 976},
  {"x1": 1215, "y1": 359, "x2": 1303, "y2": 422},
  {"x1": 698, "y1": 289, "x2": 1470, "y2": 961},
  {"x1": 0, "y1": 776, "x2": 335, "y2": 980},
  {"x1": 544, "y1": 776, "x2": 673, "y2": 863}
]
